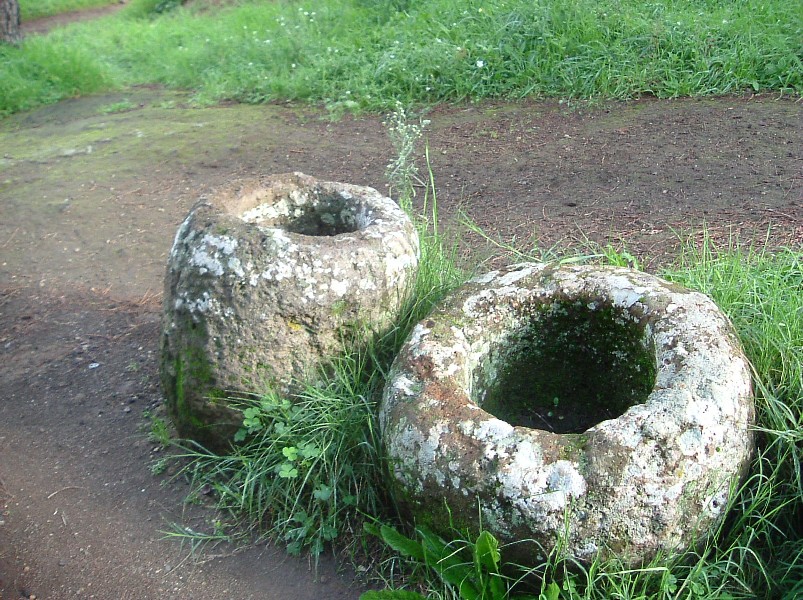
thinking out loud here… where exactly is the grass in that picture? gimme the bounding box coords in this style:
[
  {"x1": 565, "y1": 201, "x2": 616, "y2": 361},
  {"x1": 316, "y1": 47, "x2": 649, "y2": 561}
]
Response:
[
  {"x1": 2, "y1": 0, "x2": 802, "y2": 116},
  {"x1": 0, "y1": 35, "x2": 114, "y2": 115},
  {"x1": 19, "y1": 0, "x2": 120, "y2": 21}
]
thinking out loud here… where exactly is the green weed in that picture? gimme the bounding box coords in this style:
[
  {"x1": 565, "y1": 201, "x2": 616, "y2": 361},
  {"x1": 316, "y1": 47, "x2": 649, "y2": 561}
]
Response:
[
  {"x1": 150, "y1": 456, "x2": 169, "y2": 475},
  {"x1": 98, "y1": 99, "x2": 136, "y2": 113},
  {"x1": 160, "y1": 518, "x2": 233, "y2": 560},
  {"x1": 4, "y1": 0, "x2": 802, "y2": 116},
  {"x1": 363, "y1": 524, "x2": 554, "y2": 600},
  {"x1": 142, "y1": 409, "x2": 172, "y2": 447},
  {"x1": 384, "y1": 101, "x2": 430, "y2": 202}
]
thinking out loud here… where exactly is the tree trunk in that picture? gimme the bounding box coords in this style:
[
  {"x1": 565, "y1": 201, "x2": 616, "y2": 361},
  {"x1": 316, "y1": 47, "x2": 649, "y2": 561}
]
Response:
[{"x1": 0, "y1": 0, "x2": 21, "y2": 45}]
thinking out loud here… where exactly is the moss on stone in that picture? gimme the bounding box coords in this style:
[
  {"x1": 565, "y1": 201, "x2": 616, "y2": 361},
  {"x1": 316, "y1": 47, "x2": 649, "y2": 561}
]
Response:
[
  {"x1": 172, "y1": 345, "x2": 215, "y2": 433},
  {"x1": 480, "y1": 298, "x2": 656, "y2": 433}
]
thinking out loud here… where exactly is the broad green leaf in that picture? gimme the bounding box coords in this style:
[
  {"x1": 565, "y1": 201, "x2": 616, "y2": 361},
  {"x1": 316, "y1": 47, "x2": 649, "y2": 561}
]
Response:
[
  {"x1": 300, "y1": 442, "x2": 322, "y2": 459},
  {"x1": 474, "y1": 530, "x2": 501, "y2": 573},
  {"x1": 321, "y1": 524, "x2": 338, "y2": 541},
  {"x1": 313, "y1": 485, "x2": 332, "y2": 501},
  {"x1": 541, "y1": 581, "x2": 560, "y2": 600},
  {"x1": 416, "y1": 526, "x2": 451, "y2": 562},
  {"x1": 243, "y1": 406, "x2": 260, "y2": 420},
  {"x1": 286, "y1": 540, "x2": 303, "y2": 556},
  {"x1": 488, "y1": 576, "x2": 507, "y2": 598},
  {"x1": 278, "y1": 463, "x2": 298, "y2": 478},
  {"x1": 417, "y1": 529, "x2": 470, "y2": 574},
  {"x1": 457, "y1": 579, "x2": 480, "y2": 600},
  {"x1": 379, "y1": 525, "x2": 426, "y2": 560}
]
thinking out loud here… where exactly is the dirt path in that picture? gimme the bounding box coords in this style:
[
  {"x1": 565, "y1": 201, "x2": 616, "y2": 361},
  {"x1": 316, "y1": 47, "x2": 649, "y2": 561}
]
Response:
[
  {"x1": 20, "y1": 3, "x2": 127, "y2": 36},
  {"x1": 0, "y1": 88, "x2": 801, "y2": 599}
]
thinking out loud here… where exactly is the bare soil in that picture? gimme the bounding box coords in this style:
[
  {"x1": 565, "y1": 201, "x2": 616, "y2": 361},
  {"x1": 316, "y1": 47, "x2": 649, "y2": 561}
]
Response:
[
  {"x1": 0, "y1": 72, "x2": 800, "y2": 600},
  {"x1": 20, "y1": 3, "x2": 127, "y2": 35}
]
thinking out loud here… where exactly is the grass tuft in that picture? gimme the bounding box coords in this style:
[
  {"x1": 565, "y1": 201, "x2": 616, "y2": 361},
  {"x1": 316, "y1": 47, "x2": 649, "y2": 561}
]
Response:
[
  {"x1": 0, "y1": 35, "x2": 114, "y2": 117},
  {"x1": 3, "y1": 0, "x2": 802, "y2": 116}
]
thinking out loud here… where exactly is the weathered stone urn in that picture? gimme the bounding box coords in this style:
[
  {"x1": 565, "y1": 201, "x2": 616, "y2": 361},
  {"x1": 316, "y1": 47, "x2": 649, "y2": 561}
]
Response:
[
  {"x1": 161, "y1": 172, "x2": 419, "y2": 449},
  {"x1": 380, "y1": 263, "x2": 754, "y2": 567}
]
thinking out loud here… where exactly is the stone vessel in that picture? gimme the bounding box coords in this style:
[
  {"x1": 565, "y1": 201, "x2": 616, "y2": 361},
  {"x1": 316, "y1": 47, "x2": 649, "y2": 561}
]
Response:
[
  {"x1": 161, "y1": 172, "x2": 419, "y2": 449},
  {"x1": 380, "y1": 262, "x2": 754, "y2": 567}
]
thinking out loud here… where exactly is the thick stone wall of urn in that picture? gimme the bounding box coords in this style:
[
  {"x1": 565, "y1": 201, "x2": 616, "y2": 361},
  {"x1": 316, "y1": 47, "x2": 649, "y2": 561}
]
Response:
[
  {"x1": 380, "y1": 262, "x2": 754, "y2": 567},
  {"x1": 161, "y1": 172, "x2": 419, "y2": 448}
]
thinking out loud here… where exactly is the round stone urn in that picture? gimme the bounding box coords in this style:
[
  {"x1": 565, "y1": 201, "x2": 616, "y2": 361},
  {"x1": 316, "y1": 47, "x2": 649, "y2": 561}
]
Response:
[
  {"x1": 380, "y1": 262, "x2": 754, "y2": 567},
  {"x1": 161, "y1": 172, "x2": 419, "y2": 449}
]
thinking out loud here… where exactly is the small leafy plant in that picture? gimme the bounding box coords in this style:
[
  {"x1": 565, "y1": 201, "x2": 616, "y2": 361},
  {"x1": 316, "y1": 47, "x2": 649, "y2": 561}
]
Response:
[
  {"x1": 362, "y1": 523, "x2": 561, "y2": 600},
  {"x1": 97, "y1": 99, "x2": 136, "y2": 114},
  {"x1": 384, "y1": 100, "x2": 429, "y2": 204},
  {"x1": 181, "y1": 382, "x2": 373, "y2": 556}
]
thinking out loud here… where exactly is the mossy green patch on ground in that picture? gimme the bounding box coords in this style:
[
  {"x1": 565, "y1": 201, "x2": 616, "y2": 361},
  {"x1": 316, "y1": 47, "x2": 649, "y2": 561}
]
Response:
[
  {"x1": 0, "y1": 88, "x2": 324, "y2": 296},
  {"x1": 0, "y1": 89, "x2": 277, "y2": 178}
]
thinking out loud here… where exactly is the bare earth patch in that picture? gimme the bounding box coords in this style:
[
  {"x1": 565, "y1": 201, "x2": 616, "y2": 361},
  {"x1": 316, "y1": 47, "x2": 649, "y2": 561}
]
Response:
[
  {"x1": 0, "y1": 86, "x2": 800, "y2": 599},
  {"x1": 20, "y1": 3, "x2": 127, "y2": 35}
]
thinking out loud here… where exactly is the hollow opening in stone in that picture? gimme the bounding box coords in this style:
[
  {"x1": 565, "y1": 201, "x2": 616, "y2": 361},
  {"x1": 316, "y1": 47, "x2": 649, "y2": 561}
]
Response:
[
  {"x1": 239, "y1": 192, "x2": 362, "y2": 237},
  {"x1": 479, "y1": 299, "x2": 656, "y2": 434}
]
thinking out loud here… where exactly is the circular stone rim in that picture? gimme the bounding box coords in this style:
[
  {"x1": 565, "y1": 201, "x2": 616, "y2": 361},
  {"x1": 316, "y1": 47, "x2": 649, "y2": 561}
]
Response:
[
  {"x1": 210, "y1": 171, "x2": 408, "y2": 245},
  {"x1": 379, "y1": 262, "x2": 754, "y2": 565}
]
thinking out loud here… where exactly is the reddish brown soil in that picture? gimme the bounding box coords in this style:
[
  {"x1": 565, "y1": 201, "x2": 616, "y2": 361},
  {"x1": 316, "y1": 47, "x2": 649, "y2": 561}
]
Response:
[
  {"x1": 20, "y1": 3, "x2": 126, "y2": 35},
  {"x1": 1, "y1": 12, "x2": 801, "y2": 600}
]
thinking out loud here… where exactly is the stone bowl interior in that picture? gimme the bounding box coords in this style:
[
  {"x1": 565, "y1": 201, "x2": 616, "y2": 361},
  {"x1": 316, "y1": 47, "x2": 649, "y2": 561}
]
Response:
[
  {"x1": 475, "y1": 298, "x2": 657, "y2": 434},
  {"x1": 220, "y1": 181, "x2": 368, "y2": 237}
]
